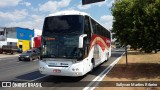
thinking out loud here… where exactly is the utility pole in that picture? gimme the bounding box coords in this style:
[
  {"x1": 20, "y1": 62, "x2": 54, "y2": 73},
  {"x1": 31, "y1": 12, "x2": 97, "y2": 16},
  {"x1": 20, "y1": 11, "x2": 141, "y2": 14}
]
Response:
[{"x1": 125, "y1": 45, "x2": 128, "y2": 66}]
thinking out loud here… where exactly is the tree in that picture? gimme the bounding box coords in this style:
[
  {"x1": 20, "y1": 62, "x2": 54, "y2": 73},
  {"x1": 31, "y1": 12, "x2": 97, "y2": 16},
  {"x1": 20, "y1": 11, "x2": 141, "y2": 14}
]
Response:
[{"x1": 112, "y1": 0, "x2": 160, "y2": 53}]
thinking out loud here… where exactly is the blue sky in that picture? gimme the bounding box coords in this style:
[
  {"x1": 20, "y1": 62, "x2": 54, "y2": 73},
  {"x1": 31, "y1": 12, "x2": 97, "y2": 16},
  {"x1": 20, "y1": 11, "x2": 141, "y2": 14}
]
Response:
[{"x1": 0, "y1": 0, "x2": 114, "y2": 30}]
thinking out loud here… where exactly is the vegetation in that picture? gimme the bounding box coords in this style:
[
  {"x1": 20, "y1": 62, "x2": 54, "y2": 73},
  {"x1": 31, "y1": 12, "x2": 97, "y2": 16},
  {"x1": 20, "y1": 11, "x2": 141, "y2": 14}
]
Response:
[{"x1": 112, "y1": 0, "x2": 160, "y2": 53}]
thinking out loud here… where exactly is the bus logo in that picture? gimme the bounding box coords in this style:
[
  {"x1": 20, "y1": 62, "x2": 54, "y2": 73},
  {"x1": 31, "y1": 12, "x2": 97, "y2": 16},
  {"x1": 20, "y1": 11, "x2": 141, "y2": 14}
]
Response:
[{"x1": 49, "y1": 63, "x2": 57, "y2": 66}]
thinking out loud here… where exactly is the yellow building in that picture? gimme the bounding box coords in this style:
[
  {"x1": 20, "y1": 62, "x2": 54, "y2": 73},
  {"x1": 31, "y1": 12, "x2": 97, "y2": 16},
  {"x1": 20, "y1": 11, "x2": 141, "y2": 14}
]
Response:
[{"x1": 17, "y1": 40, "x2": 30, "y2": 52}]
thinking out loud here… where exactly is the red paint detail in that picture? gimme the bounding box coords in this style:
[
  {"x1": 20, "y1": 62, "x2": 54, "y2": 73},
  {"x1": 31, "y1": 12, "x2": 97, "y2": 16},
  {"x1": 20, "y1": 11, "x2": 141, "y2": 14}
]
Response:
[
  {"x1": 90, "y1": 34, "x2": 111, "y2": 51},
  {"x1": 34, "y1": 36, "x2": 41, "y2": 48},
  {"x1": 97, "y1": 40, "x2": 105, "y2": 51}
]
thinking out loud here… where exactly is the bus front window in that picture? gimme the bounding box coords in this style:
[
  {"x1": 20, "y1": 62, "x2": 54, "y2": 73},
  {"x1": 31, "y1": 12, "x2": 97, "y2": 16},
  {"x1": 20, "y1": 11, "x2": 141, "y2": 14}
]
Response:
[
  {"x1": 43, "y1": 15, "x2": 84, "y2": 35},
  {"x1": 41, "y1": 15, "x2": 84, "y2": 59}
]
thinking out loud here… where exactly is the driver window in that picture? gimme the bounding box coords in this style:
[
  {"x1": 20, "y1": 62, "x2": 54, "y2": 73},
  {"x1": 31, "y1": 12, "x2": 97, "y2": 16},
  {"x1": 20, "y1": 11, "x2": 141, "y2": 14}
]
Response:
[{"x1": 84, "y1": 16, "x2": 91, "y2": 40}]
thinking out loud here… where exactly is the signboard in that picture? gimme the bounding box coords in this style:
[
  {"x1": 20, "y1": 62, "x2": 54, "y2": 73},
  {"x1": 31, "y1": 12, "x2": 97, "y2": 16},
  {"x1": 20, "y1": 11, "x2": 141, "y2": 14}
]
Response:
[{"x1": 82, "y1": 0, "x2": 105, "y2": 5}]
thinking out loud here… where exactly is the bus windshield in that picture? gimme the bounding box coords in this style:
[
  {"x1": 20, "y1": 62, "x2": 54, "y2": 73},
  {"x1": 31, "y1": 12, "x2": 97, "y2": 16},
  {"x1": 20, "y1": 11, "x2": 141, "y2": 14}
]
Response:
[
  {"x1": 43, "y1": 15, "x2": 84, "y2": 35},
  {"x1": 41, "y1": 15, "x2": 84, "y2": 59}
]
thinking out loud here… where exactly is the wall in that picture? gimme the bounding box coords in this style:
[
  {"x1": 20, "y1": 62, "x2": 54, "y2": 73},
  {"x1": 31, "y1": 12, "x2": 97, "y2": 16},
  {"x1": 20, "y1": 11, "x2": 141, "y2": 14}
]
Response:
[
  {"x1": 16, "y1": 28, "x2": 34, "y2": 40},
  {"x1": 17, "y1": 40, "x2": 30, "y2": 52},
  {"x1": 6, "y1": 28, "x2": 16, "y2": 39},
  {"x1": 16, "y1": 27, "x2": 34, "y2": 51}
]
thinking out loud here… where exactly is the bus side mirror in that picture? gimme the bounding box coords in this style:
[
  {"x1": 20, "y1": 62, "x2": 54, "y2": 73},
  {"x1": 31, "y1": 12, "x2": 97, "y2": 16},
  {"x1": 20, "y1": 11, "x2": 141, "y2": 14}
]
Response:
[{"x1": 79, "y1": 34, "x2": 87, "y2": 48}]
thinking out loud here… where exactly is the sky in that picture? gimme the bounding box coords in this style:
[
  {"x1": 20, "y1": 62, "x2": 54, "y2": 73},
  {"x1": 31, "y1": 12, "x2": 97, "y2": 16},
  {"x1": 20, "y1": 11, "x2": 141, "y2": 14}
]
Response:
[{"x1": 0, "y1": 0, "x2": 114, "y2": 30}]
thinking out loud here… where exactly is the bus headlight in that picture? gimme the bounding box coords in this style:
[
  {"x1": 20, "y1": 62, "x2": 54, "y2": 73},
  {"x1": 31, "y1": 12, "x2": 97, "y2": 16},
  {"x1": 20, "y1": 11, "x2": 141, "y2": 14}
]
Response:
[
  {"x1": 76, "y1": 68, "x2": 79, "y2": 71},
  {"x1": 72, "y1": 68, "x2": 75, "y2": 71},
  {"x1": 26, "y1": 56, "x2": 29, "y2": 58},
  {"x1": 39, "y1": 67, "x2": 45, "y2": 70},
  {"x1": 72, "y1": 68, "x2": 79, "y2": 71}
]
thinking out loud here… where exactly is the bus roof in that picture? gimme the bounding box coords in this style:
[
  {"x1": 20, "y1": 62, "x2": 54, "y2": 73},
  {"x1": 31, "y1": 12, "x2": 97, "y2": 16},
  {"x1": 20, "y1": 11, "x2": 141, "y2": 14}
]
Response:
[{"x1": 49, "y1": 10, "x2": 88, "y2": 16}]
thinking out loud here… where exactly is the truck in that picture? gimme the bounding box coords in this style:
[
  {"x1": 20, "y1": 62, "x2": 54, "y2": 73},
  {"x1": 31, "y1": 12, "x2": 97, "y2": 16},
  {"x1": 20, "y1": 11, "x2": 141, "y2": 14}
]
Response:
[
  {"x1": 0, "y1": 41, "x2": 7, "y2": 54},
  {"x1": 2, "y1": 45, "x2": 18, "y2": 54},
  {"x1": 0, "y1": 45, "x2": 18, "y2": 54}
]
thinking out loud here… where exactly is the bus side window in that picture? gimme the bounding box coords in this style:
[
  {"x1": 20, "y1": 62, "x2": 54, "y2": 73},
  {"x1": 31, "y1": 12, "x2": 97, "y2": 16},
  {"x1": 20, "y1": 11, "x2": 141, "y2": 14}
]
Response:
[
  {"x1": 84, "y1": 16, "x2": 91, "y2": 40},
  {"x1": 84, "y1": 16, "x2": 91, "y2": 56}
]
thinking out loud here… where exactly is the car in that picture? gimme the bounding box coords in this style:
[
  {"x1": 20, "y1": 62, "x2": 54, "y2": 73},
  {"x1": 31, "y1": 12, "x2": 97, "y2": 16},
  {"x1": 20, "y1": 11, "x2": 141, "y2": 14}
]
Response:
[
  {"x1": 115, "y1": 44, "x2": 121, "y2": 48},
  {"x1": 18, "y1": 48, "x2": 40, "y2": 61}
]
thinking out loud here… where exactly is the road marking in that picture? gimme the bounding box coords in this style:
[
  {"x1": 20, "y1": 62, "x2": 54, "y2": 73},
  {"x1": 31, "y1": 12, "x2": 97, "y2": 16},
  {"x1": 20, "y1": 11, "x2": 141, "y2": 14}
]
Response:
[
  {"x1": 26, "y1": 75, "x2": 49, "y2": 83},
  {"x1": 83, "y1": 52, "x2": 125, "y2": 90}
]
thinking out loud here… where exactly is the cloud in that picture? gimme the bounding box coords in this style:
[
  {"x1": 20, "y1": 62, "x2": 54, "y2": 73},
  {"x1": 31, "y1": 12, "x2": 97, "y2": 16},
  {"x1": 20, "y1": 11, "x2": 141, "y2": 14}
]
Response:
[
  {"x1": 5, "y1": 15, "x2": 45, "y2": 30},
  {"x1": 77, "y1": 3, "x2": 92, "y2": 10},
  {"x1": 21, "y1": 2, "x2": 31, "y2": 7},
  {"x1": 77, "y1": 0, "x2": 115, "y2": 10},
  {"x1": 0, "y1": 0, "x2": 22, "y2": 7},
  {"x1": 106, "y1": 0, "x2": 115, "y2": 7},
  {"x1": 0, "y1": 9, "x2": 28, "y2": 21},
  {"x1": 95, "y1": 0, "x2": 115, "y2": 7},
  {"x1": 39, "y1": 0, "x2": 71, "y2": 13},
  {"x1": 100, "y1": 15, "x2": 113, "y2": 30}
]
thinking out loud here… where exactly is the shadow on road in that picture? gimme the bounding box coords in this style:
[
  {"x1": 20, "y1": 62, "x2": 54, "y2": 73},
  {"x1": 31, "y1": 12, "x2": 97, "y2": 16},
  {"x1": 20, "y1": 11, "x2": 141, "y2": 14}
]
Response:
[{"x1": 13, "y1": 71, "x2": 44, "y2": 81}]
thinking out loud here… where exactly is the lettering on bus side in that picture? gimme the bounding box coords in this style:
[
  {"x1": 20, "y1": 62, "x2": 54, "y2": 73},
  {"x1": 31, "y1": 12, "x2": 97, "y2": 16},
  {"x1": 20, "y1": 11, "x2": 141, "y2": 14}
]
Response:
[{"x1": 60, "y1": 63, "x2": 68, "y2": 66}]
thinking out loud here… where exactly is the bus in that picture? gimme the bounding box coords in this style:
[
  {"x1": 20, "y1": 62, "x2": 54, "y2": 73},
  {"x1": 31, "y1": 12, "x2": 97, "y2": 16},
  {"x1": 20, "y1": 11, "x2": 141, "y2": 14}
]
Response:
[{"x1": 39, "y1": 10, "x2": 112, "y2": 76}]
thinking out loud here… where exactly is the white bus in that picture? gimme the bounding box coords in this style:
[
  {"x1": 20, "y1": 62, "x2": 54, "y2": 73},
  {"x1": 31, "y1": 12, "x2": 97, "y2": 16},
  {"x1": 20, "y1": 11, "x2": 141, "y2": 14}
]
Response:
[{"x1": 39, "y1": 10, "x2": 112, "y2": 76}]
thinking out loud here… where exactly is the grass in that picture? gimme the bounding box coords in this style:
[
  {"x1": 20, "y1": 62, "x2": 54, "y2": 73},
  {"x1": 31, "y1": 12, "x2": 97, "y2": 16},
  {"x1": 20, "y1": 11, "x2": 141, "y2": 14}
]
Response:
[{"x1": 95, "y1": 50, "x2": 160, "y2": 90}]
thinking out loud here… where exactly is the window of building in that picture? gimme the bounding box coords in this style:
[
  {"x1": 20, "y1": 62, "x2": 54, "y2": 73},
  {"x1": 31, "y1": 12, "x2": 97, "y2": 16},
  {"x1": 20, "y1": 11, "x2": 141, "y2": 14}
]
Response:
[{"x1": 0, "y1": 31, "x2": 4, "y2": 35}]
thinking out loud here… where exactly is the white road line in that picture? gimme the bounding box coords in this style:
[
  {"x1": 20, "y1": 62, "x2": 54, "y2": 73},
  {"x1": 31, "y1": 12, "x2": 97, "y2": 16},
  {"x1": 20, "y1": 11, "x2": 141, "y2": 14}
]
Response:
[
  {"x1": 26, "y1": 75, "x2": 49, "y2": 83},
  {"x1": 83, "y1": 52, "x2": 125, "y2": 90}
]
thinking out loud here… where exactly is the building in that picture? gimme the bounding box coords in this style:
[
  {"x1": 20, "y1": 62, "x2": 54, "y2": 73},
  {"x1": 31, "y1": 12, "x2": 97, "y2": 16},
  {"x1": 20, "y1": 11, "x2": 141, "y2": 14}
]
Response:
[{"x1": 0, "y1": 27, "x2": 34, "y2": 51}]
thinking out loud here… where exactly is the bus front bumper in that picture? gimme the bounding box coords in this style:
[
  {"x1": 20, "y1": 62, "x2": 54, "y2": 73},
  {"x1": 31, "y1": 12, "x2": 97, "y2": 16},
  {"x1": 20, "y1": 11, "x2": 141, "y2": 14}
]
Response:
[{"x1": 39, "y1": 60, "x2": 84, "y2": 77}]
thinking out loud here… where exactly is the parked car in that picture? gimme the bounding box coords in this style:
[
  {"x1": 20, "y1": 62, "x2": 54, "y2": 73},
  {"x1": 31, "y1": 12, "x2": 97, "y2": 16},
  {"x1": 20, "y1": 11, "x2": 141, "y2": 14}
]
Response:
[{"x1": 18, "y1": 48, "x2": 40, "y2": 61}]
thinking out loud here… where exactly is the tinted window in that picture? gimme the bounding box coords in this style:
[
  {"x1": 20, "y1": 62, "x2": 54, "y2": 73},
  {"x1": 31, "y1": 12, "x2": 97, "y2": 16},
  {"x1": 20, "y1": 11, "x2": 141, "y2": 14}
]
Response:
[
  {"x1": 43, "y1": 15, "x2": 84, "y2": 35},
  {"x1": 91, "y1": 19, "x2": 96, "y2": 34},
  {"x1": 42, "y1": 35, "x2": 81, "y2": 59},
  {"x1": 91, "y1": 18, "x2": 111, "y2": 39}
]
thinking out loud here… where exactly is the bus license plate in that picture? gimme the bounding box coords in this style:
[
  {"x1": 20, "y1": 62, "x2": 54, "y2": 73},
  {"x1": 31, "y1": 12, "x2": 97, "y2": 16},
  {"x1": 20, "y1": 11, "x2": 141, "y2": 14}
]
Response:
[{"x1": 53, "y1": 69, "x2": 61, "y2": 73}]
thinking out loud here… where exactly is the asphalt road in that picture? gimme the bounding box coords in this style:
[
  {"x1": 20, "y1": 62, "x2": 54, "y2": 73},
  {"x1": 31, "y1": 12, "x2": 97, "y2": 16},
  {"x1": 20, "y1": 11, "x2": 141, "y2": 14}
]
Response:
[{"x1": 0, "y1": 48, "x2": 124, "y2": 90}]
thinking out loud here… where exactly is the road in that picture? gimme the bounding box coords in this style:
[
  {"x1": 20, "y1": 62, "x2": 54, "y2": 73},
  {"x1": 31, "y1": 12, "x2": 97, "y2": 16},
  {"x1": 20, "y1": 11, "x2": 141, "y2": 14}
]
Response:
[{"x1": 0, "y1": 48, "x2": 124, "y2": 90}]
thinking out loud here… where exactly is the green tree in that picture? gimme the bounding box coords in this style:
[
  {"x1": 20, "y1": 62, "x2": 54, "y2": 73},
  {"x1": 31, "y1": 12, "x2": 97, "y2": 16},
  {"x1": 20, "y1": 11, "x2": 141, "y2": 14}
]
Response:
[{"x1": 112, "y1": 0, "x2": 160, "y2": 53}]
